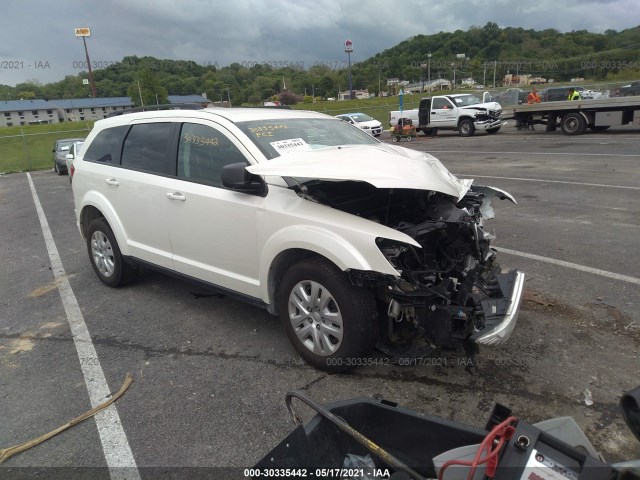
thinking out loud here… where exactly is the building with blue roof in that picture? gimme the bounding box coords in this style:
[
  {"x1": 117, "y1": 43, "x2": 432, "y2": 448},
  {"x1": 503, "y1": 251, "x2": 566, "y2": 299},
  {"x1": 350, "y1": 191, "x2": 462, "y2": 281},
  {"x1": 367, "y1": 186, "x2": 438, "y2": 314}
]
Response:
[
  {"x1": 49, "y1": 97, "x2": 133, "y2": 122},
  {"x1": 0, "y1": 97, "x2": 134, "y2": 127},
  {"x1": 167, "y1": 95, "x2": 211, "y2": 107},
  {"x1": 0, "y1": 99, "x2": 57, "y2": 127}
]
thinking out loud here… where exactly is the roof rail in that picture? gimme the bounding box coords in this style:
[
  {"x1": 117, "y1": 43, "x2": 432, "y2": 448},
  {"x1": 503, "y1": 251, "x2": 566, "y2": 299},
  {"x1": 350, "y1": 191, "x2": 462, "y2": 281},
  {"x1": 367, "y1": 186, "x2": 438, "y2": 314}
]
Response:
[{"x1": 106, "y1": 103, "x2": 204, "y2": 118}]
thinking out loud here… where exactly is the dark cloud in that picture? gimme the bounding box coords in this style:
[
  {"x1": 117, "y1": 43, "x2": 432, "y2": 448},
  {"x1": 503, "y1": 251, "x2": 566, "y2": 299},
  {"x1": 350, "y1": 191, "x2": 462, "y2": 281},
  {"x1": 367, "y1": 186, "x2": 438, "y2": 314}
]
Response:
[{"x1": 0, "y1": 0, "x2": 637, "y2": 86}]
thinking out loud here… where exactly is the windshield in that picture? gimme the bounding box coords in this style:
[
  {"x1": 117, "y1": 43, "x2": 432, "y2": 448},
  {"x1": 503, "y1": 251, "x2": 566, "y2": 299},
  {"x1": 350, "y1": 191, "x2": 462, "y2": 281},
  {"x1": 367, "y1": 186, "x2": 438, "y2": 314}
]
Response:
[
  {"x1": 237, "y1": 118, "x2": 380, "y2": 160},
  {"x1": 57, "y1": 139, "x2": 80, "y2": 151},
  {"x1": 448, "y1": 94, "x2": 482, "y2": 106},
  {"x1": 350, "y1": 113, "x2": 374, "y2": 122}
]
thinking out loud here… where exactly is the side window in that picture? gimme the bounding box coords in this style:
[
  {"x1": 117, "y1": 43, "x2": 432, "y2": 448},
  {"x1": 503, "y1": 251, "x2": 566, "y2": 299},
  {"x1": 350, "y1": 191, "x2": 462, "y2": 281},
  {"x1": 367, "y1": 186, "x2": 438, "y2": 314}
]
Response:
[
  {"x1": 121, "y1": 123, "x2": 176, "y2": 175},
  {"x1": 83, "y1": 125, "x2": 129, "y2": 164},
  {"x1": 177, "y1": 123, "x2": 247, "y2": 187},
  {"x1": 432, "y1": 98, "x2": 452, "y2": 110}
]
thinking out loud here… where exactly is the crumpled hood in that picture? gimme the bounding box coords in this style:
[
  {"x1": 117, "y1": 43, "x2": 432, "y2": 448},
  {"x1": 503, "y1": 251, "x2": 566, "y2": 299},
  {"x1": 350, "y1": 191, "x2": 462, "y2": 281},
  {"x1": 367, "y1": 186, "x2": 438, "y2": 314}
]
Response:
[
  {"x1": 460, "y1": 101, "x2": 501, "y2": 112},
  {"x1": 246, "y1": 144, "x2": 473, "y2": 200}
]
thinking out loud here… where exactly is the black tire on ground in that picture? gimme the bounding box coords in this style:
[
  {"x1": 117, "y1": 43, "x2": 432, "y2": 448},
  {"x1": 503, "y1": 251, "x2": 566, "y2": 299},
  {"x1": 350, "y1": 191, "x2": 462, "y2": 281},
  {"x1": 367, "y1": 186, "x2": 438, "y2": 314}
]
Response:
[
  {"x1": 589, "y1": 125, "x2": 610, "y2": 132},
  {"x1": 392, "y1": 136, "x2": 399, "y2": 142},
  {"x1": 560, "y1": 113, "x2": 587, "y2": 135},
  {"x1": 53, "y1": 162, "x2": 58, "y2": 174},
  {"x1": 86, "y1": 217, "x2": 138, "y2": 287},
  {"x1": 277, "y1": 257, "x2": 378, "y2": 372},
  {"x1": 406, "y1": 135, "x2": 412, "y2": 142},
  {"x1": 486, "y1": 127, "x2": 501, "y2": 134},
  {"x1": 458, "y1": 118, "x2": 475, "y2": 137}
]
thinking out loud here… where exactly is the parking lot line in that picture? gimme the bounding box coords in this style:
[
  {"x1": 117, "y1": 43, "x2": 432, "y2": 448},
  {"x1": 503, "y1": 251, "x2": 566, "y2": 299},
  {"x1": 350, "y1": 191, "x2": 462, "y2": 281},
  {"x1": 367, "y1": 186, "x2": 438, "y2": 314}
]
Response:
[
  {"x1": 455, "y1": 174, "x2": 640, "y2": 191},
  {"x1": 26, "y1": 173, "x2": 140, "y2": 479},
  {"x1": 495, "y1": 246, "x2": 640, "y2": 286},
  {"x1": 430, "y1": 149, "x2": 640, "y2": 158}
]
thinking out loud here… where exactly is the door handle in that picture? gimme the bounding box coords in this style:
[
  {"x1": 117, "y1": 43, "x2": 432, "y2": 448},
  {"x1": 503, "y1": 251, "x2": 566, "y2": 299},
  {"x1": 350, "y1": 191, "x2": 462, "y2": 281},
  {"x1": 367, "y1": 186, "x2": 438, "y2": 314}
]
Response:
[
  {"x1": 105, "y1": 178, "x2": 119, "y2": 186},
  {"x1": 166, "y1": 192, "x2": 186, "y2": 201}
]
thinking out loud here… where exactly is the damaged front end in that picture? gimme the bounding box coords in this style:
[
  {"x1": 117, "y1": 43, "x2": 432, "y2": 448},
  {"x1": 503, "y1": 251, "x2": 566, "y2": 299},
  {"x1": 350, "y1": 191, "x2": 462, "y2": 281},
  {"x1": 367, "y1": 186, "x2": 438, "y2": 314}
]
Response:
[{"x1": 338, "y1": 184, "x2": 524, "y2": 361}]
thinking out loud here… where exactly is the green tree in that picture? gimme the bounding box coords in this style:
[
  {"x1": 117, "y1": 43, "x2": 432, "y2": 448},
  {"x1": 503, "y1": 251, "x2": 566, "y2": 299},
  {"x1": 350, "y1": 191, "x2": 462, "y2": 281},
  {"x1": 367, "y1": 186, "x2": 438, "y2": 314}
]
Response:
[{"x1": 127, "y1": 69, "x2": 168, "y2": 106}]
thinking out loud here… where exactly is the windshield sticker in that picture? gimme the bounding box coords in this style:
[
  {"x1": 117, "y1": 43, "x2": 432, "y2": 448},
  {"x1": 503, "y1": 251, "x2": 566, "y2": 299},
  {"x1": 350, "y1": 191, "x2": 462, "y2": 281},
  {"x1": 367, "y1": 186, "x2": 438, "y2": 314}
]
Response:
[
  {"x1": 249, "y1": 124, "x2": 289, "y2": 137},
  {"x1": 270, "y1": 138, "x2": 312, "y2": 155},
  {"x1": 182, "y1": 133, "x2": 219, "y2": 147}
]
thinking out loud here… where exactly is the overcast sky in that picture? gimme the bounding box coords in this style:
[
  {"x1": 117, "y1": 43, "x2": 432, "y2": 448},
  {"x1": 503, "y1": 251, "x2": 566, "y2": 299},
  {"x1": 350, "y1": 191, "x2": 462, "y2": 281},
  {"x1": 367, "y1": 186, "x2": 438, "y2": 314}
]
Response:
[{"x1": 0, "y1": 0, "x2": 637, "y2": 87}]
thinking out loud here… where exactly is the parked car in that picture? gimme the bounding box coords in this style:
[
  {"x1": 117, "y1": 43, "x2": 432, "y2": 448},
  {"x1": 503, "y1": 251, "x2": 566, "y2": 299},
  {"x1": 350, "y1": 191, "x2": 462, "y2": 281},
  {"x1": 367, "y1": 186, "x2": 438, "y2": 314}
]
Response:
[
  {"x1": 52, "y1": 138, "x2": 85, "y2": 175},
  {"x1": 73, "y1": 107, "x2": 524, "y2": 372},
  {"x1": 65, "y1": 140, "x2": 84, "y2": 183},
  {"x1": 539, "y1": 86, "x2": 597, "y2": 101},
  {"x1": 613, "y1": 81, "x2": 640, "y2": 97},
  {"x1": 335, "y1": 112, "x2": 383, "y2": 136}
]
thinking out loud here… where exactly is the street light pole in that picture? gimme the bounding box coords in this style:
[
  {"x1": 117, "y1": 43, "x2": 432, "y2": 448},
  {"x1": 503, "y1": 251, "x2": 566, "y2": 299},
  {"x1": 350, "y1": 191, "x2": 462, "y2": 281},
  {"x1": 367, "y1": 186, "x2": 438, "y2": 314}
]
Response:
[
  {"x1": 74, "y1": 27, "x2": 97, "y2": 97},
  {"x1": 428, "y1": 53, "x2": 431, "y2": 96},
  {"x1": 345, "y1": 39, "x2": 353, "y2": 100}
]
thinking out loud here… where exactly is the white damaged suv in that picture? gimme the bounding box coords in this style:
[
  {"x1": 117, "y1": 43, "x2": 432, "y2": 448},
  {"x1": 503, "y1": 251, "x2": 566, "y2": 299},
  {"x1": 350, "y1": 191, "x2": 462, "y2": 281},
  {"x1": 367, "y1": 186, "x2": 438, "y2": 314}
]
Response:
[{"x1": 72, "y1": 106, "x2": 524, "y2": 372}]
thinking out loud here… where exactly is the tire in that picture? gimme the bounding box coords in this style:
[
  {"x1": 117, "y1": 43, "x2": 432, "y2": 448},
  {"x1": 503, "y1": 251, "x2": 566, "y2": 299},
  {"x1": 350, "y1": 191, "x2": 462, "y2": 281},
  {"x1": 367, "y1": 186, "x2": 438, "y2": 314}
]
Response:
[
  {"x1": 86, "y1": 218, "x2": 138, "y2": 287},
  {"x1": 589, "y1": 125, "x2": 610, "y2": 132},
  {"x1": 406, "y1": 135, "x2": 412, "y2": 142},
  {"x1": 277, "y1": 258, "x2": 378, "y2": 372},
  {"x1": 53, "y1": 162, "x2": 58, "y2": 174},
  {"x1": 55, "y1": 163, "x2": 64, "y2": 176},
  {"x1": 392, "y1": 136, "x2": 399, "y2": 143},
  {"x1": 561, "y1": 113, "x2": 586, "y2": 135},
  {"x1": 458, "y1": 118, "x2": 475, "y2": 137},
  {"x1": 486, "y1": 127, "x2": 500, "y2": 134}
]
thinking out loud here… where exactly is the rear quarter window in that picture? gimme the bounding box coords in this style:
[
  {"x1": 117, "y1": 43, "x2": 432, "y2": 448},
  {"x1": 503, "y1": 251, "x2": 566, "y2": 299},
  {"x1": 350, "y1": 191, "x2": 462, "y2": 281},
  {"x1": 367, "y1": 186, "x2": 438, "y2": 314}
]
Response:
[{"x1": 83, "y1": 125, "x2": 129, "y2": 164}]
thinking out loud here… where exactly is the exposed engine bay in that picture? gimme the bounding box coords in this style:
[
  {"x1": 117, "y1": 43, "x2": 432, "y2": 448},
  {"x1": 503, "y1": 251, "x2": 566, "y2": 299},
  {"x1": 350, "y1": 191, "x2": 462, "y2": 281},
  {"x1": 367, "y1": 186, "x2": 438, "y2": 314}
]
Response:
[{"x1": 295, "y1": 180, "x2": 524, "y2": 361}]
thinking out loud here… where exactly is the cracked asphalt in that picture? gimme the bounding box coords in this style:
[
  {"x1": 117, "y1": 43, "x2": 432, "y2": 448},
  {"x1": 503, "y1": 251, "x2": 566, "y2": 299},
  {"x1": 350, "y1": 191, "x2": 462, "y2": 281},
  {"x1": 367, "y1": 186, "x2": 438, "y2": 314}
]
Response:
[{"x1": 1, "y1": 125, "x2": 639, "y2": 478}]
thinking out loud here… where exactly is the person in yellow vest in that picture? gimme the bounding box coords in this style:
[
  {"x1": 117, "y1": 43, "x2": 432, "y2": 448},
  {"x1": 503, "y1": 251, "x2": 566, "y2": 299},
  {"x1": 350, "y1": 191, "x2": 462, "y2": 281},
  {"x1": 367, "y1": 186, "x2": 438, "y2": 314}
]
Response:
[{"x1": 568, "y1": 88, "x2": 581, "y2": 100}]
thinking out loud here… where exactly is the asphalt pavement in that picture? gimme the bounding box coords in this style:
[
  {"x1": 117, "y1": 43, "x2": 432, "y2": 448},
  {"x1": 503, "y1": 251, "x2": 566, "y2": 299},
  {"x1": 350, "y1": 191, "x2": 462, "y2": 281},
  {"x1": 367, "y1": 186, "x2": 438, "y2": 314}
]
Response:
[{"x1": 1, "y1": 125, "x2": 639, "y2": 479}]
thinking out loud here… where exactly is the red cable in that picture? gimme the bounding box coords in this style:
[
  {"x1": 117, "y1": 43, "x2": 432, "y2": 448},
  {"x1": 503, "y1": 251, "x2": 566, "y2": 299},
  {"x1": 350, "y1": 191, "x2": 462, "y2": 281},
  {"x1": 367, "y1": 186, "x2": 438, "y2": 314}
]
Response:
[{"x1": 438, "y1": 416, "x2": 517, "y2": 480}]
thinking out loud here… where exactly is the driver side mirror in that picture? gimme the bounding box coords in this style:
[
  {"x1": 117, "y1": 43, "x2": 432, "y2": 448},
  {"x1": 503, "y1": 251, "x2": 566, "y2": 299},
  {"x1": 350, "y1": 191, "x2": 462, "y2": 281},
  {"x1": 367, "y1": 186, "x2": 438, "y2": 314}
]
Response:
[
  {"x1": 221, "y1": 162, "x2": 266, "y2": 196},
  {"x1": 621, "y1": 385, "x2": 640, "y2": 443}
]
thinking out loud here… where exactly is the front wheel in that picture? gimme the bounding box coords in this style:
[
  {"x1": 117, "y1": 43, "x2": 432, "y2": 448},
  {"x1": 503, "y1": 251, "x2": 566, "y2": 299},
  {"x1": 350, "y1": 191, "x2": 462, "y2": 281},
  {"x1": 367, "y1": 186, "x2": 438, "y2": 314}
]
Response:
[
  {"x1": 392, "y1": 136, "x2": 399, "y2": 143},
  {"x1": 277, "y1": 258, "x2": 378, "y2": 372},
  {"x1": 86, "y1": 218, "x2": 138, "y2": 287},
  {"x1": 458, "y1": 119, "x2": 475, "y2": 137}
]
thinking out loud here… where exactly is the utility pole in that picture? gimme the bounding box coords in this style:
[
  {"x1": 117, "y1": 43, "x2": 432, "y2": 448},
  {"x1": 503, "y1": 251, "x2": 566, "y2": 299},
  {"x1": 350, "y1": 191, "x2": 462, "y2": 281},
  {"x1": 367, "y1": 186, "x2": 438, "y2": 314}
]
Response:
[
  {"x1": 493, "y1": 60, "x2": 497, "y2": 88},
  {"x1": 137, "y1": 80, "x2": 144, "y2": 107}
]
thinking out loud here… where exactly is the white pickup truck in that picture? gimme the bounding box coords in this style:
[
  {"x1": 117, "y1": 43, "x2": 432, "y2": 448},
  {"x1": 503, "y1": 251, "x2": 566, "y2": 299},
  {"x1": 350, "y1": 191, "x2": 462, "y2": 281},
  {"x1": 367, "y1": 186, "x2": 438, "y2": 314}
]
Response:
[{"x1": 389, "y1": 93, "x2": 503, "y2": 136}]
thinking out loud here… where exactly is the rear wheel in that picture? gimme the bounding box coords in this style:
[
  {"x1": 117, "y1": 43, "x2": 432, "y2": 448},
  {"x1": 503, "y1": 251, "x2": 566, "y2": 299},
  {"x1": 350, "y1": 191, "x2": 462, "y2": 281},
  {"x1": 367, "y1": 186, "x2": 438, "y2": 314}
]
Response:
[
  {"x1": 277, "y1": 258, "x2": 378, "y2": 372},
  {"x1": 561, "y1": 113, "x2": 586, "y2": 135},
  {"x1": 406, "y1": 135, "x2": 413, "y2": 142},
  {"x1": 392, "y1": 136, "x2": 399, "y2": 143},
  {"x1": 86, "y1": 218, "x2": 138, "y2": 287},
  {"x1": 458, "y1": 119, "x2": 475, "y2": 137}
]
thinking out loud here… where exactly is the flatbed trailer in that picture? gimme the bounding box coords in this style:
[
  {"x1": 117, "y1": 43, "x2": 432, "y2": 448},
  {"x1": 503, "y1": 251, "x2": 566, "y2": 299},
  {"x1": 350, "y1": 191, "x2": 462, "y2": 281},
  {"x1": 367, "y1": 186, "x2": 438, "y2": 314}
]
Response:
[{"x1": 502, "y1": 95, "x2": 640, "y2": 135}]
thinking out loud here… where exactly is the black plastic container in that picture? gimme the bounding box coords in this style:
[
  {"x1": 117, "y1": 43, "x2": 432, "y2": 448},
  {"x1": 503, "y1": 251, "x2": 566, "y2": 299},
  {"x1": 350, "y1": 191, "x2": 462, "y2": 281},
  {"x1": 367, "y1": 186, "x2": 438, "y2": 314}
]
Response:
[{"x1": 255, "y1": 397, "x2": 487, "y2": 477}]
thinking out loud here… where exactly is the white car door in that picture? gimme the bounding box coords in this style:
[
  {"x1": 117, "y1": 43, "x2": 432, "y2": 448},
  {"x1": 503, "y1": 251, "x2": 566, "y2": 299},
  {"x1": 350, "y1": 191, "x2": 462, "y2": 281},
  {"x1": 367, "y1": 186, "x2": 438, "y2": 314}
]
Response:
[
  {"x1": 85, "y1": 122, "x2": 176, "y2": 270},
  {"x1": 164, "y1": 121, "x2": 263, "y2": 298},
  {"x1": 430, "y1": 97, "x2": 457, "y2": 128}
]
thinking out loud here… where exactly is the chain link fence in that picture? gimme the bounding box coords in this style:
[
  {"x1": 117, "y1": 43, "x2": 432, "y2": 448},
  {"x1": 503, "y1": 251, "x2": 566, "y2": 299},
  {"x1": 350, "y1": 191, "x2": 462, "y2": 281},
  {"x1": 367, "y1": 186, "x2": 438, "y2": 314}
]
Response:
[{"x1": 0, "y1": 127, "x2": 91, "y2": 173}]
